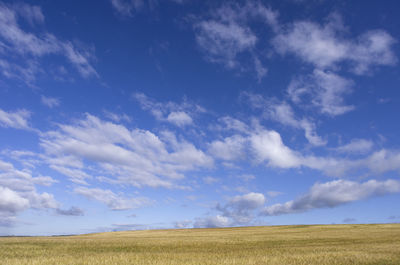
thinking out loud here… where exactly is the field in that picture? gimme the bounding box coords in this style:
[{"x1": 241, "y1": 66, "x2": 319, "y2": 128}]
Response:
[{"x1": 1, "y1": 224, "x2": 400, "y2": 265}]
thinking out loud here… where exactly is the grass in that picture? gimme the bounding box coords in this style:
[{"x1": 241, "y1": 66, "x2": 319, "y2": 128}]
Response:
[{"x1": 1, "y1": 223, "x2": 400, "y2": 264}]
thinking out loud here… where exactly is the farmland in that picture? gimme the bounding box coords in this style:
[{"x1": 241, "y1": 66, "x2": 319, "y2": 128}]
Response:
[{"x1": 1, "y1": 223, "x2": 399, "y2": 265}]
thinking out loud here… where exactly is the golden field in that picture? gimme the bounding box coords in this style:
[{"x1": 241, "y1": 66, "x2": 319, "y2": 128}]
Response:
[{"x1": 1, "y1": 223, "x2": 400, "y2": 265}]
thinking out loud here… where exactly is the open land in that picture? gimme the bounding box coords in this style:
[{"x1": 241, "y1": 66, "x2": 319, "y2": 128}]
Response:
[{"x1": 1, "y1": 223, "x2": 400, "y2": 265}]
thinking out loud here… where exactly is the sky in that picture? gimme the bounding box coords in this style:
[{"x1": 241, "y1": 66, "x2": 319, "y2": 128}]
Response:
[{"x1": 0, "y1": 0, "x2": 400, "y2": 236}]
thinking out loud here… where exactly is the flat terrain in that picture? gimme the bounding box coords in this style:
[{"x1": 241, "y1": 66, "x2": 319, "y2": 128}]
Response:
[{"x1": 1, "y1": 224, "x2": 400, "y2": 265}]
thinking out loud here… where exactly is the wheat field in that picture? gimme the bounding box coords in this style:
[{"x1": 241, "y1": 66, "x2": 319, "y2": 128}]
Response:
[{"x1": 1, "y1": 223, "x2": 399, "y2": 265}]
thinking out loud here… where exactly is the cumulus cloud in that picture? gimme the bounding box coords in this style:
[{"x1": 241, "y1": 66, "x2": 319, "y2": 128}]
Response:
[
  {"x1": 229, "y1": 192, "x2": 265, "y2": 210},
  {"x1": 40, "y1": 114, "x2": 212, "y2": 188},
  {"x1": 273, "y1": 14, "x2": 397, "y2": 73},
  {"x1": 167, "y1": 111, "x2": 193, "y2": 127},
  {"x1": 250, "y1": 129, "x2": 302, "y2": 168},
  {"x1": 261, "y1": 179, "x2": 400, "y2": 216},
  {"x1": 0, "y1": 186, "x2": 29, "y2": 214},
  {"x1": 0, "y1": 108, "x2": 31, "y2": 130},
  {"x1": 215, "y1": 192, "x2": 266, "y2": 225},
  {"x1": 209, "y1": 127, "x2": 304, "y2": 168},
  {"x1": 193, "y1": 192, "x2": 266, "y2": 228},
  {"x1": 208, "y1": 135, "x2": 247, "y2": 161},
  {"x1": 193, "y1": 215, "x2": 230, "y2": 228},
  {"x1": 208, "y1": 122, "x2": 400, "y2": 178},
  {"x1": 0, "y1": 3, "x2": 98, "y2": 84},
  {"x1": 0, "y1": 159, "x2": 58, "y2": 226}
]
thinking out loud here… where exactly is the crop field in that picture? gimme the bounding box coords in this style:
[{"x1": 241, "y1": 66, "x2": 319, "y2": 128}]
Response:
[{"x1": 1, "y1": 223, "x2": 400, "y2": 265}]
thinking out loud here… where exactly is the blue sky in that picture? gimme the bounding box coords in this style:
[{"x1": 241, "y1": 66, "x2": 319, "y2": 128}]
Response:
[{"x1": 1, "y1": 0, "x2": 400, "y2": 235}]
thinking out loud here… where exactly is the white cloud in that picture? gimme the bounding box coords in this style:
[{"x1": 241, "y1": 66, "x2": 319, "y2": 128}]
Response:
[
  {"x1": 244, "y1": 93, "x2": 325, "y2": 146},
  {"x1": 74, "y1": 187, "x2": 150, "y2": 211},
  {"x1": 229, "y1": 192, "x2": 265, "y2": 210},
  {"x1": 0, "y1": 108, "x2": 31, "y2": 129},
  {"x1": 193, "y1": 1, "x2": 278, "y2": 79},
  {"x1": 335, "y1": 139, "x2": 373, "y2": 154},
  {"x1": 365, "y1": 150, "x2": 400, "y2": 174},
  {"x1": 41, "y1": 96, "x2": 60, "y2": 108},
  {"x1": 262, "y1": 179, "x2": 400, "y2": 216},
  {"x1": 209, "y1": 119, "x2": 400, "y2": 178},
  {"x1": 49, "y1": 165, "x2": 92, "y2": 185},
  {"x1": 32, "y1": 175, "x2": 58, "y2": 186},
  {"x1": 40, "y1": 114, "x2": 213, "y2": 188},
  {"x1": 0, "y1": 159, "x2": 58, "y2": 226},
  {"x1": 167, "y1": 111, "x2": 193, "y2": 127},
  {"x1": 288, "y1": 69, "x2": 354, "y2": 116},
  {"x1": 214, "y1": 192, "x2": 266, "y2": 225},
  {"x1": 350, "y1": 30, "x2": 397, "y2": 75},
  {"x1": 133, "y1": 93, "x2": 202, "y2": 127},
  {"x1": 195, "y1": 19, "x2": 257, "y2": 69},
  {"x1": 273, "y1": 14, "x2": 397, "y2": 73},
  {"x1": 0, "y1": 186, "x2": 29, "y2": 214},
  {"x1": 193, "y1": 215, "x2": 230, "y2": 228},
  {"x1": 208, "y1": 135, "x2": 246, "y2": 161},
  {"x1": 215, "y1": 116, "x2": 250, "y2": 134},
  {"x1": 250, "y1": 129, "x2": 302, "y2": 168}
]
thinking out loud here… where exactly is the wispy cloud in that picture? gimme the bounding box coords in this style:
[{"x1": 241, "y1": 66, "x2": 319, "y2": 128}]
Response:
[
  {"x1": 0, "y1": 108, "x2": 31, "y2": 130},
  {"x1": 193, "y1": 1, "x2": 278, "y2": 80},
  {"x1": 41, "y1": 96, "x2": 60, "y2": 108},
  {"x1": 74, "y1": 187, "x2": 150, "y2": 211},
  {"x1": 40, "y1": 114, "x2": 213, "y2": 188},
  {"x1": 244, "y1": 92, "x2": 326, "y2": 146},
  {"x1": 110, "y1": 0, "x2": 144, "y2": 17},
  {"x1": 334, "y1": 139, "x2": 374, "y2": 154},
  {"x1": 288, "y1": 69, "x2": 354, "y2": 116},
  {"x1": 0, "y1": 3, "x2": 98, "y2": 84}
]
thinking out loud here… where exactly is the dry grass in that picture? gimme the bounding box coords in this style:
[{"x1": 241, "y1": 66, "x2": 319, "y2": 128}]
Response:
[{"x1": 1, "y1": 223, "x2": 400, "y2": 264}]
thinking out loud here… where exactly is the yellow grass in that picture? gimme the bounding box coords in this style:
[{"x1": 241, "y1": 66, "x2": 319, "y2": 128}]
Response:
[{"x1": 1, "y1": 223, "x2": 400, "y2": 264}]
